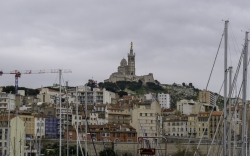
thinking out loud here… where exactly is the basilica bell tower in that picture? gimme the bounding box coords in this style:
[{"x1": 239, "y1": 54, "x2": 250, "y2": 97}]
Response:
[{"x1": 128, "y1": 42, "x2": 135, "y2": 75}]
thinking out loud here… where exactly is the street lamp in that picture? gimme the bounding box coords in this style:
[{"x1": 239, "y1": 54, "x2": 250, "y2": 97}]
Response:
[{"x1": 71, "y1": 149, "x2": 73, "y2": 156}]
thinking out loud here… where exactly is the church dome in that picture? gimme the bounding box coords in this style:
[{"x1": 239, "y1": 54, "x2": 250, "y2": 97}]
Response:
[{"x1": 120, "y1": 58, "x2": 127, "y2": 66}]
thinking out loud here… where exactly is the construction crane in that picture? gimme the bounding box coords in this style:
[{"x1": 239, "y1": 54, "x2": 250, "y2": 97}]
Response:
[{"x1": 0, "y1": 69, "x2": 72, "y2": 94}]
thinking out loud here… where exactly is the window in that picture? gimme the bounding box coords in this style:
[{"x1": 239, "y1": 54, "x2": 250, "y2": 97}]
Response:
[
  {"x1": 113, "y1": 133, "x2": 115, "y2": 137},
  {"x1": 145, "y1": 113, "x2": 147, "y2": 116},
  {"x1": 102, "y1": 133, "x2": 105, "y2": 137},
  {"x1": 132, "y1": 133, "x2": 135, "y2": 137},
  {"x1": 117, "y1": 133, "x2": 120, "y2": 137},
  {"x1": 140, "y1": 113, "x2": 142, "y2": 116},
  {"x1": 128, "y1": 133, "x2": 131, "y2": 137},
  {"x1": 150, "y1": 113, "x2": 153, "y2": 116}
]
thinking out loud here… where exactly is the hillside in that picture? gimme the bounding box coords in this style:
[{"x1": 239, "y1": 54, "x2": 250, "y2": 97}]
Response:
[{"x1": 98, "y1": 81, "x2": 208, "y2": 108}]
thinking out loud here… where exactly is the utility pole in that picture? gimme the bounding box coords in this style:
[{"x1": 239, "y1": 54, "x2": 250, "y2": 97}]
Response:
[
  {"x1": 85, "y1": 84, "x2": 88, "y2": 156},
  {"x1": 228, "y1": 66, "x2": 233, "y2": 156},
  {"x1": 241, "y1": 31, "x2": 248, "y2": 156},
  {"x1": 223, "y1": 20, "x2": 229, "y2": 156},
  {"x1": 59, "y1": 69, "x2": 62, "y2": 156}
]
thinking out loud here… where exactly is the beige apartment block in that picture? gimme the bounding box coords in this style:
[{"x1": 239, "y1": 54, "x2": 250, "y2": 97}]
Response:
[
  {"x1": 163, "y1": 116, "x2": 188, "y2": 137},
  {"x1": 210, "y1": 111, "x2": 223, "y2": 140},
  {"x1": 10, "y1": 116, "x2": 25, "y2": 156},
  {"x1": 187, "y1": 114, "x2": 198, "y2": 138},
  {"x1": 197, "y1": 112, "x2": 210, "y2": 139},
  {"x1": 199, "y1": 89, "x2": 216, "y2": 105},
  {"x1": 130, "y1": 100, "x2": 162, "y2": 139},
  {"x1": 107, "y1": 107, "x2": 131, "y2": 124},
  {"x1": 19, "y1": 111, "x2": 35, "y2": 138}
]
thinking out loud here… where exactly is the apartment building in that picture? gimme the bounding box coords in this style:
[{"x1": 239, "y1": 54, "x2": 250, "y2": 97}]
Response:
[
  {"x1": 0, "y1": 116, "x2": 25, "y2": 156},
  {"x1": 163, "y1": 116, "x2": 188, "y2": 137},
  {"x1": 187, "y1": 114, "x2": 197, "y2": 138},
  {"x1": 72, "y1": 113, "x2": 85, "y2": 128},
  {"x1": 197, "y1": 112, "x2": 210, "y2": 139},
  {"x1": 33, "y1": 114, "x2": 46, "y2": 138},
  {"x1": 199, "y1": 89, "x2": 216, "y2": 105},
  {"x1": 210, "y1": 111, "x2": 223, "y2": 140},
  {"x1": 75, "y1": 86, "x2": 115, "y2": 105},
  {"x1": 177, "y1": 99, "x2": 202, "y2": 115},
  {"x1": 157, "y1": 93, "x2": 170, "y2": 108},
  {"x1": 130, "y1": 100, "x2": 162, "y2": 139},
  {"x1": 37, "y1": 88, "x2": 59, "y2": 104},
  {"x1": 0, "y1": 93, "x2": 15, "y2": 111},
  {"x1": 45, "y1": 116, "x2": 58, "y2": 139},
  {"x1": 64, "y1": 124, "x2": 137, "y2": 143},
  {"x1": 56, "y1": 103, "x2": 72, "y2": 137},
  {"x1": 19, "y1": 111, "x2": 35, "y2": 138},
  {"x1": 107, "y1": 107, "x2": 131, "y2": 124}
]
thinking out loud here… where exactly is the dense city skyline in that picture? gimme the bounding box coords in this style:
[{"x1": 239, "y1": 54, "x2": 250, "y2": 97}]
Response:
[{"x1": 1, "y1": 1, "x2": 250, "y2": 95}]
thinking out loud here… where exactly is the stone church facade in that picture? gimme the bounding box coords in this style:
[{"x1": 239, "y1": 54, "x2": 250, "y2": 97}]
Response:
[{"x1": 104, "y1": 42, "x2": 155, "y2": 84}]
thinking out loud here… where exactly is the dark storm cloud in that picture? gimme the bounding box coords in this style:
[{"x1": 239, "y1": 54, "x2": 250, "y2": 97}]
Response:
[{"x1": 0, "y1": 0, "x2": 250, "y2": 94}]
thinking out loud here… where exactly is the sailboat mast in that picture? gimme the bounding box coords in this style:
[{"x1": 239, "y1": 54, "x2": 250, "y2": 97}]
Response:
[
  {"x1": 66, "y1": 81, "x2": 69, "y2": 156},
  {"x1": 59, "y1": 69, "x2": 62, "y2": 156},
  {"x1": 76, "y1": 86, "x2": 79, "y2": 156},
  {"x1": 85, "y1": 84, "x2": 88, "y2": 156},
  {"x1": 229, "y1": 66, "x2": 233, "y2": 156},
  {"x1": 241, "y1": 31, "x2": 248, "y2": 156},
  {"x1": 7, "y1": 93, "x2": 11, "y2": 156},
  {"x1": 223, "y1": 20, "x2": 229, "y2": 156}
]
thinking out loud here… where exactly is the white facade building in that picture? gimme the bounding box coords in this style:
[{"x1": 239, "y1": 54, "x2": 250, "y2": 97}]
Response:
[
  {"x1": 37, "y1": 88, "x2": 59, "y2": 104},
  {"x1": 0, "y1": 93, "x2": 15, "y2": 111},
  {"x1": 177, "y1": 99, "x2": 205, "y2": 115},
  {"x1": 144, "y1": 93, "x2": 157, "y2": 101},
  {"x1": 34, "y1": 116, "x2": 46, "y2": 138},
  {"x1": 72, "y1": 114, "x2": 86, "y2": 128},
  {"x1": 76, "y1": 86, "x2": 115, "y2": 105},
  {"x1": 157, "y1": 93, "x2": 170, "y2": 108}
]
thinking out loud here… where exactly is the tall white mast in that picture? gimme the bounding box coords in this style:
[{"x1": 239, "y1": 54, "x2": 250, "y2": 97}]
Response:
[
  {"x1": 241, "y1": 31, "x2": 248, "y2": 156},
  {"x1": 223, "y1": 20, "x2": 229, "y2": 156},
  {"x1": 59, "y1": 69, "x2": 62, "y2": 156},
  {"x1": 76, "y1": 86, "x2": 79, "y2": 156},
  {"x1": 233, "y1": 102, "x2": 236, "y2": 156},
  {"x1": 7, "y1": 93, "x2": 11, "y2": 156},
  {"x1": 66, "y1": 81, "x2": 69, "y2": 156},
  {"x1": 229, "y1": 66, "x2": 233, "y2": 156},
  {"x1": 85, "y1": 84, "x2": 88, "y2": 156}
]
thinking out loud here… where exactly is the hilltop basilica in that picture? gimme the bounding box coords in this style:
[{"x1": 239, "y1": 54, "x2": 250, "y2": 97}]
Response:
[{"x1": 104, "y1": 42, "x2": 155, "y2": 84}]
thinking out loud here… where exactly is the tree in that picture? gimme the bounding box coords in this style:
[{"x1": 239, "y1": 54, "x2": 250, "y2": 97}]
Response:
[
  {"x1": 118, "y1": 91, "x2": 128, "y2": 97},
  {"x1": 123, "y1": 152, "x2": 132, "y2": 156},
  {"x1": 174, "y1": 110, "x2": 181, "y2": 116},
  {"x1": 155, "y1": 80, "x2": 160, "y2": 85},
  {"x1": 99, "y1": 148, "x2": 116, "y2": 156},
  {"x1": 188, "y1": 83, "x2": 193, "y2": 88}
]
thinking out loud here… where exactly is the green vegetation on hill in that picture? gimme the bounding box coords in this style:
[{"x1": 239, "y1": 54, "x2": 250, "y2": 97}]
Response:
[
  {"x1": 2, "y1": 86, "x2": 40, "y2": 95},
  {"x1": 98, "y1": 80, "x2": 165, "y2": 95},
  {"x1": 100, "y1": 81, "x2": 224, "y2": 109},
  {"x1": 163, "y1": 83, "x2": 200, "y2": 108}
]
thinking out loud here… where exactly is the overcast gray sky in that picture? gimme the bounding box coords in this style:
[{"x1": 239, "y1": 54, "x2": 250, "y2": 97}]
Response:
[{"x1": 0, "y1": 1, "x2": 250, "y2": 94}]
